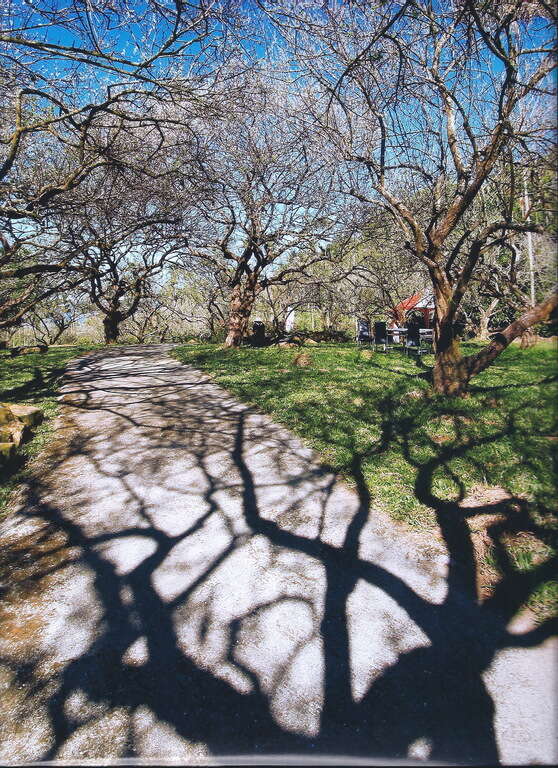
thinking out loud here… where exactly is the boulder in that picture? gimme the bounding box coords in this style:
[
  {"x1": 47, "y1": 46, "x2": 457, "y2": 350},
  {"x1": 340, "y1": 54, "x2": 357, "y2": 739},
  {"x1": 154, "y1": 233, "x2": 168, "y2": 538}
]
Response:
[
  {"x1": 1, "y1": 403, "x2": 44, "y2": 427},
  {"x1": 0, "y1": 442, "x2": 15, "y2": 462},
  {"x1": 0, "y1": 405, "x2": 13, "y2": 426},
  {"x1": 0, "y1": 404, "x2": 43, "y2": 461},
  {"x1": 278, "y1": 341, "x2": 296, "y2": 348},
  {"x1": 8, "y1": 422, "x2": 27, "y2": 446},
  {"x1": 305, "y1": 339, "x2": 319, "y2": 345},
  {"x1": 0, "y1": 422, "x2": 27, "y2": 447}
]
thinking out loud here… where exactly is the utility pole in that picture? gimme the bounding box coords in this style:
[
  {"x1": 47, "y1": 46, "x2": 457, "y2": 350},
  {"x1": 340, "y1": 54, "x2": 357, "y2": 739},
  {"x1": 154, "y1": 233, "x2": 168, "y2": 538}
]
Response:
[{"x1": 523, "y1": 171, "x2": 536, "y2": 307}]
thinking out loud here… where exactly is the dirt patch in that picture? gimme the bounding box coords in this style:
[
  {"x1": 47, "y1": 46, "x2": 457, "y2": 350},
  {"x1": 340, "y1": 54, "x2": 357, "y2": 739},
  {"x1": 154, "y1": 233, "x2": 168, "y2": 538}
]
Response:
[
  {"x1": 460, "y1": 486, "x2": 514, "y2": 602},
  {"x1": 461, "y1": 485, "x2": 516, "y2": 511},
  {"x1": 460, "y1": 486, "x2": 552, "y2": 609},
  {"x1": 431, "y1": 433, "x2": 452, "y2": 444},
  {"x1": 0, "y1": 523, "x2": 79, "y2": 609},
  {"x1": 404, "y1": 390, "x2": 423, "y2": 400},
  {"x1": 292, "y1": 352, "x2": 311, "y2": 368}
]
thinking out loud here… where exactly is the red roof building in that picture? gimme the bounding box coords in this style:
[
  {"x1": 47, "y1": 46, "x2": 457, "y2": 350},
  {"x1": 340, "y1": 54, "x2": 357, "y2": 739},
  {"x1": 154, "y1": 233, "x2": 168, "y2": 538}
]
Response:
[{"x1": 392, "y1": 292, "x2": 435, "y2": 327}]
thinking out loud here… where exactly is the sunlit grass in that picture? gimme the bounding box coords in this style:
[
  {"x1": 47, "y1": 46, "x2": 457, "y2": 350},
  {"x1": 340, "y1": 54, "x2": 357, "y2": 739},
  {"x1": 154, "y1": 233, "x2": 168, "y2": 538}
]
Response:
[{"x1": 173, "y1": 339, "x2": 558, "y2": 619}]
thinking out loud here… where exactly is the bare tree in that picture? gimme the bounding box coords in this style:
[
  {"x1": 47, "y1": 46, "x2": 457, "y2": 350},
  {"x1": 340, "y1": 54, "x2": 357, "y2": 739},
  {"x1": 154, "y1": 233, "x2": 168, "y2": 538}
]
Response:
[
  {"x1": 261, "y1": 0, "x2": 557, "y2": 393},
  {"x1": 0, "y1": 221, "x2": 89, "y2": 330},
  {"x1": 0, "y1": 0, "x2": 244, "y2": 328},
  {"x1": 184, "y1": 70, "x2": 347, "y2": 347},
  {"x1": 464, "y1": 155, "x2": 557, "y2": 342},
  {"x1": 342, "y1": 209, "x2": 430, "y2": 324},
  {"x1": 1, "y1": 0, "x2": 238, "y2": 218},
  {"x1": 23, "y1": 289, "x2": 88, "y2": 346},
  {"x1": 120, "y1": 265, "x2": 230, "y2": 342},
  {"x1": 47, "y1": 167, "x2": 191, "y2": 343}
]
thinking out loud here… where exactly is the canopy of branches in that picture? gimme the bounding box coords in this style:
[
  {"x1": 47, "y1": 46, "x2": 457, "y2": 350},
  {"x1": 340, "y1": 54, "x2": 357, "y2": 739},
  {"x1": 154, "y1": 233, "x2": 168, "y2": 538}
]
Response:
[{"x1": 1, "y1": 0, "x2": 556, "y2": 391}]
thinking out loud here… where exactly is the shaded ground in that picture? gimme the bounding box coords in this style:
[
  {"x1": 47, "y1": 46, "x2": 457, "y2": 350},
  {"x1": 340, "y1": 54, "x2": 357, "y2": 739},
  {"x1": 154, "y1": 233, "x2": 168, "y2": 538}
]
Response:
[
  {"x1": 0, "y1": 344, "x2": 556, "y2": 764},
  {"x1": 0, "y1": 344, "x2": 96, "y2": 518}
]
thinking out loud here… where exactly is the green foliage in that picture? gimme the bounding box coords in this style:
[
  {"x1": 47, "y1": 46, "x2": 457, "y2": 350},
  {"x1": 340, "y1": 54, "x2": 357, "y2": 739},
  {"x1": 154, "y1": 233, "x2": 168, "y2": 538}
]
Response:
[{"x1": 173, "y1": 339, "x2": 558, "y2": 618}]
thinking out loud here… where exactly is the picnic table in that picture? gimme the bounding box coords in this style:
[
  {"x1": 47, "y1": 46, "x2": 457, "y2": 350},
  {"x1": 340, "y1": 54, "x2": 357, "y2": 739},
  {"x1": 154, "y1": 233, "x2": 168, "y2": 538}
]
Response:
[{"x1": 387, "y1": 326, "x2": 434, "y2": 354}]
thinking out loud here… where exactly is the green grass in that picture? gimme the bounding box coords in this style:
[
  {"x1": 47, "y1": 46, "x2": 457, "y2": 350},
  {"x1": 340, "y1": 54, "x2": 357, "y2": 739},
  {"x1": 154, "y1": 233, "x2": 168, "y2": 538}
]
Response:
[
  {"x1": 173, "y1": 339, "x2": 558, "y2": 619},
  {"x1": 0, "y1": 345, "x2": 96, "y2": 518}
]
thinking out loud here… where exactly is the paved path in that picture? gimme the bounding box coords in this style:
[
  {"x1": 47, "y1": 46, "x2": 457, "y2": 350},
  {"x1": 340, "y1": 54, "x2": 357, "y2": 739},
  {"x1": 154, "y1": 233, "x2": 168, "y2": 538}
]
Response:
[{"x1": 0, "y1": 345, "x2": 555, "y2": 764}]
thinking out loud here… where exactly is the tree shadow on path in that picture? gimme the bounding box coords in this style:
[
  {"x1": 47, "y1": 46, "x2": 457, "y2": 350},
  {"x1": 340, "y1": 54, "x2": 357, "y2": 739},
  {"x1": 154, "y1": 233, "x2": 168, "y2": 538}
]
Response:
[{"x1": 1, "y1": 345, "x2": 556, "y2": 764}]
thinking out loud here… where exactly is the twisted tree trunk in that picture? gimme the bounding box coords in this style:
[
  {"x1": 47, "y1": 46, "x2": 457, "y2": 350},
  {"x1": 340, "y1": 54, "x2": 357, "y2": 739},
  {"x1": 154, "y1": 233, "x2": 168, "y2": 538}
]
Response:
[
  {"x1": 224, "y1": 276, "x2": 260, "y2": 348},
  {"x1": 103, "y1": 313, "x2": 122, "y2": 344},
  {"x1": 432, "y1": 291, "x2": 557, "y2": 395},
  {"x1": 463, "y1": 293, "x2": 557, "y2": 379}
]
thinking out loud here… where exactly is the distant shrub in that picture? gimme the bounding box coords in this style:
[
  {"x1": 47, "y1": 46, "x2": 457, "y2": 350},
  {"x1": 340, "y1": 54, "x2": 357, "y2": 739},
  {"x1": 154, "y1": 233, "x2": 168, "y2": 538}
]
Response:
[{"x1": 58, "y1": 331, "x2": 79, "y2": 344}]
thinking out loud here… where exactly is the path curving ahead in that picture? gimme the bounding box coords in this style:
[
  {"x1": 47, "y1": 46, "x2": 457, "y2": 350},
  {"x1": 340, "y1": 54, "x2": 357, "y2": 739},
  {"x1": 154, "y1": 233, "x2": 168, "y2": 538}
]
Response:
[{"x1": 0, "y1": 344, "x2": 555, "y2": 764}]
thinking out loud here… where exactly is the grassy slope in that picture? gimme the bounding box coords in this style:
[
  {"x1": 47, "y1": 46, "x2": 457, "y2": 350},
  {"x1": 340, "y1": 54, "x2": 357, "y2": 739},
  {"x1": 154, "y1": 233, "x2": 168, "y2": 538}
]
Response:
[
  {"x1": 0, "y1": 345, "x2": 95, "y2": 517},
  {"x1": 173, "y1": 340, "x2": 558, "y2": 617}
]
